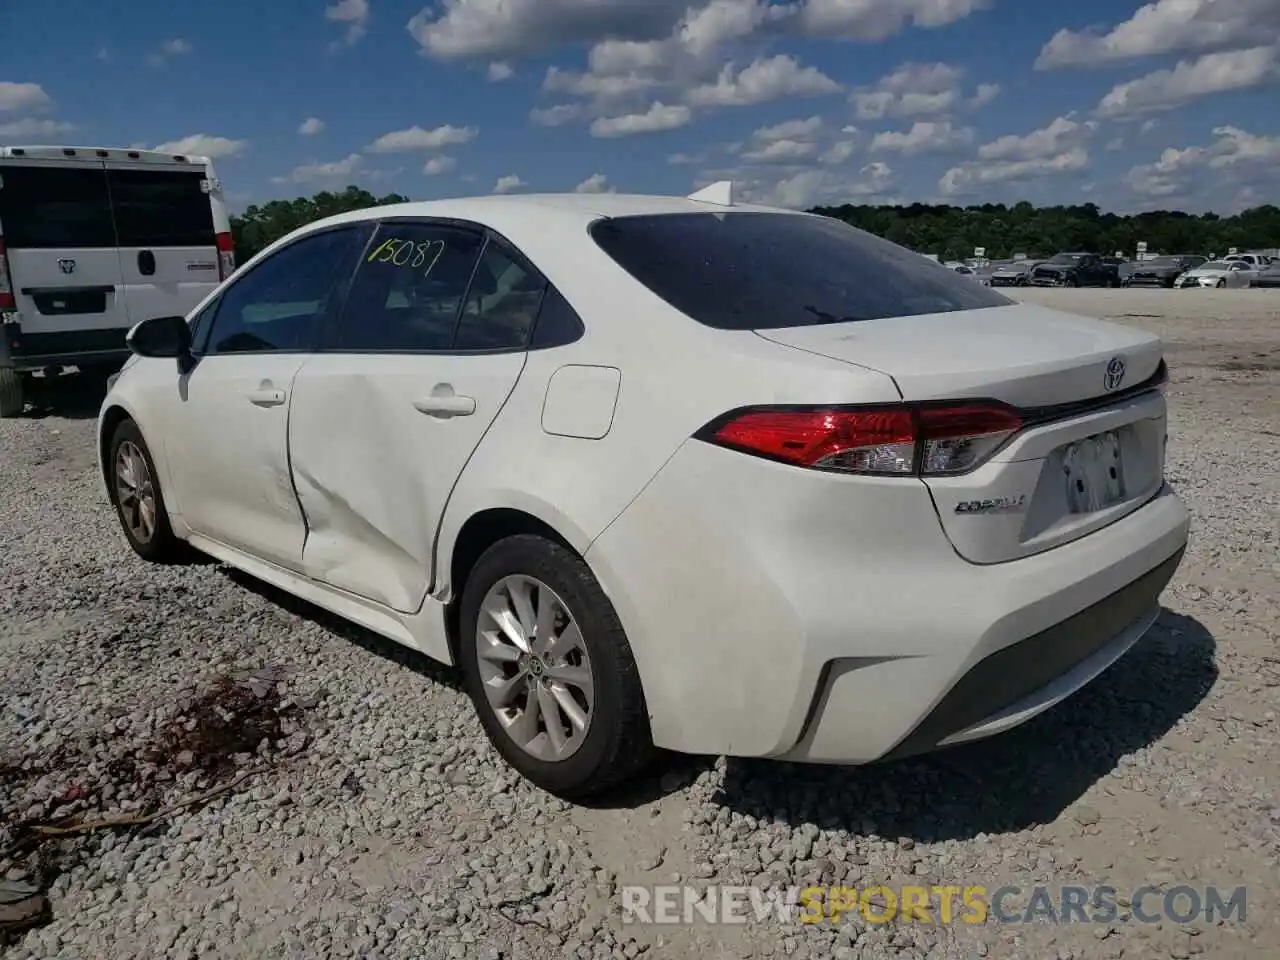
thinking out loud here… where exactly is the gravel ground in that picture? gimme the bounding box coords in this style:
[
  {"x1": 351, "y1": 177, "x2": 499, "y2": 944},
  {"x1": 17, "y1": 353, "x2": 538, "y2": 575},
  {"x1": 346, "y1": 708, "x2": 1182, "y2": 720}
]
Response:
[{"x1": 2, "y1": 288, "x2": 1278, "y2": 959}]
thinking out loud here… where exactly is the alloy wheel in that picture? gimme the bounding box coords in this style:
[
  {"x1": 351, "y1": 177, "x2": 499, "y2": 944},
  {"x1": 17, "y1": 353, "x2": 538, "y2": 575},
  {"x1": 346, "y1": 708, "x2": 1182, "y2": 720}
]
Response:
[
  {"x1": 115, "y1": 440, "x2": 157, "y2": 544},
  {"x1": 475, "y1": 574, "x2": 595, "y2": 762}
]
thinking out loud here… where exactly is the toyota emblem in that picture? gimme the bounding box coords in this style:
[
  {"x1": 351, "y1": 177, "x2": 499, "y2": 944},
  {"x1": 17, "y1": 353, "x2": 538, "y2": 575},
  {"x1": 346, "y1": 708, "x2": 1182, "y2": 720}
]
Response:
[{"x1": 1104, "y1": 356, "x2": 1126, "y2": 391}]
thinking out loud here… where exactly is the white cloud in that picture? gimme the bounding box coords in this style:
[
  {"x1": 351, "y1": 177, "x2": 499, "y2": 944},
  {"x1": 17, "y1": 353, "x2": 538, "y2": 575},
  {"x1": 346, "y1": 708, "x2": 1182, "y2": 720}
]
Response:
[
  {"x1": 850, "y1": 61, "x2": 998, "y2": 120},
  {"x1": 423, "y1": 156, "x2": 457, "y2": 175},
  {"x1": 0, "y1": 117, "x2": 75, "y2": 139},
  {"x1": 152, "y1": 134, "x2": 248, "y2": 159},
  {"x1": 741, "y1": 138, "x2": 819, "y2": 162},
  {"x1": 326, "y1": 0, "x2": 370, "y2": 46},
  {"x1": 796, "y1": 0, "x2": 991, "y2": 41},
  {"x1": 0, "y1": 81, "x2": 52, "y2": 113},
  {"x1": 407, "y1": 0, "x2": 692, "y2": 60},
  {"x1": 1106, "y1": 137, "x2": 1125, "y2": 152},
  {"x1": 574, "y1": 172, "x2": 615, "y2": 193},
  {"x1": 493, "y1": 174, "x2": 527, "y2": 193},
  {"x1": 590, "y1": 101, "x2": 692, "y2": 137},
  {"x1": 277, "y1": 153, "x2": 365, "y2": 184},
  {"x1": 733, "y1": 160, "x2": 896, "y2": 208},
  {"x1": 544, "y1": 65, "x2": 660, "y2": 99},
  {"x1": 147, "y1": 37, "x2": 193, "y2": 67},
  {"x1": 821, "y1": 139, "x2": 858, "y2": 164},
  {"x1": 685, "y1": 55, "x2": 840, "y2": 107},
  {"x1": 1124, "y1": 125, "x2": 1280, "y2": 199},
  {"x1": 1140, "y1": 119, "x2": 1160, "y2": 134},
  {"x1": 487, "y1": 61, "x2": 514, "y2": 81},
  {"x1": 366, "y1": 124, "x2": 478, "y2": 152},
  {"x1": 978, "y1": 115, "x2": 1096, "y2": 161},
  {"x1": 939, "y1": 148, "x2": 1089, "y2": 196},
  {"x1": 679, "y1": 0, "x2": 781, "y2": 55},
  {"x1": 668, "y1": 151, "x2": 707, "y2": 165},
  {"x1": 1095, "y1": 45, "x2": 1279, "y2": 117},
  {"x1": 529, "y1": 103, "x2": 582, "y2": 126},
  {"x1": 752, "y1": 116, "x2": 824, "y2": 142},
  {"x1": 1036, "y1": 0, "x2": 1280, "y2": 69},
  {"x1": 298, "y1": 117, "x2": 325, "y2": 136},
  {"x1": 870, "y1": 120, "x2": 973, "y2": 155}
]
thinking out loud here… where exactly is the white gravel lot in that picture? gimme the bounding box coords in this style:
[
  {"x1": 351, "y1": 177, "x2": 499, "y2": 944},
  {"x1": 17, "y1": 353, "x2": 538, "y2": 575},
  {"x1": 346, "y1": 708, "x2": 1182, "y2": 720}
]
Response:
[{"x1": 2, "y1": 288, "x2": 1278, "y2": 960}]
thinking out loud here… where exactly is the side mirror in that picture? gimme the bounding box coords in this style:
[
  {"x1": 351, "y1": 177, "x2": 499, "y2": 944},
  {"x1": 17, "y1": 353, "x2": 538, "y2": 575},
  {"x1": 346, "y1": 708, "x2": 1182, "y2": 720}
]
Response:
[{"x1": 126, "y1": 314, "x2": 191, "y2": 359}]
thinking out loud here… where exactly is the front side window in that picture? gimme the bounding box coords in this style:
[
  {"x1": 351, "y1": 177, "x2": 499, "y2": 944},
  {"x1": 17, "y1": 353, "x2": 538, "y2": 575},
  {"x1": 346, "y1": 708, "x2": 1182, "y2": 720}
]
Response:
[
  {"x1": 107, "y1": 169, "x2": 216, "y2": 247},
  {"x1": 331, "y1": 223, "x2": 485, "y2": 352},
  {"x1": 204, "y1": 227, "x2": 364, "y2": 355},
  {"x1": 589, "y1": 212, "x2": 1011, "y2": 331},
  {"x1": 0, "y1": 165, "x2": 116, "y2": 249}
]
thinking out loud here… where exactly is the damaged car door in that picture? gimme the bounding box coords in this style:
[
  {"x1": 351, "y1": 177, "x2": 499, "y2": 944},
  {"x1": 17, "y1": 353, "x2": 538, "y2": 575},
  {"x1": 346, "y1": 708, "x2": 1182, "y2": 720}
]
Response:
[
  {"x1": 165, "y1": 224, "x2": 369, "y2": 571},
  {"x1": 287, "y1": 220, "x2": 538, "y2": 613}
]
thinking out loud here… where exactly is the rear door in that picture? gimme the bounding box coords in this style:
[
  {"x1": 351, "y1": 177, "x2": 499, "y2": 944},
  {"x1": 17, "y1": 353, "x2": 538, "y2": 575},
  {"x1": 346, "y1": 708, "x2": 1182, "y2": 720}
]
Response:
[
  {"x1": 288, "y1": 220, "x2": 537, "y2": 613},
  {"x1": 106, "y1": 163, "x2": 221, "y2": 327},
  {"x1": 0, "y1": 159, "x2": 130, "y2": 342}
]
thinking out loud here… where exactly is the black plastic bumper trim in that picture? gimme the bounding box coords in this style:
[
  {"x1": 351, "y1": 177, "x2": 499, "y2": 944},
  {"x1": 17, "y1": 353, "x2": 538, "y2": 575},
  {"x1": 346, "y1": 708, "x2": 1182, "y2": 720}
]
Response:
[{"x1": 881, "y1": 545, "x2": 1185, "y2": 761}]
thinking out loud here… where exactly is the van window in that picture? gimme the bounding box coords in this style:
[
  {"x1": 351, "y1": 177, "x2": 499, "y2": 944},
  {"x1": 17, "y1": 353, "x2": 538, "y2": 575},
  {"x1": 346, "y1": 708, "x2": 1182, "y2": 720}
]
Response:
[
  {"x1": 0, "y1": 165, "x2": 116, "y2": 249},
  {"x1": 589, "y1": 212, "x2": 1012, "y2": 330},
  {"x1": 107, "y1": 169, "x2": 216, "y2": 247}
]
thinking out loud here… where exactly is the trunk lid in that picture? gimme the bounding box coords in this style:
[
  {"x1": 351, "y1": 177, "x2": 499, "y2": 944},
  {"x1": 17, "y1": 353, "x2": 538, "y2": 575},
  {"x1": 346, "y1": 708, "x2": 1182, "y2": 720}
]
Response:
[
  {"x1": 756, "y1": 303, "x2": 1169, "y2": 564},
  {"x1": 754, "y1": 302, "x2": 1163, "y2": 407}
]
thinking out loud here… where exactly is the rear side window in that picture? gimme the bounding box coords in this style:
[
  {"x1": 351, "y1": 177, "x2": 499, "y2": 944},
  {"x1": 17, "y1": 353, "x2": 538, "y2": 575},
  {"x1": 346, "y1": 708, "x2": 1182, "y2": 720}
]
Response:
[
  {"x1": 0, "y1": 165, "x2": 116, "y2": 248},
  {"x1": 589, "y1": 212, "x2": 1012, "y2": 330},
  {"x1": 107, "y1": 169, "x2": 216, "y2": 247},
  {"x1": 454, "y1": 239, "x2": 547, "y2": 351},
  {"x1": 332, "y1": 223, "x2": 485, "y2": 352}
]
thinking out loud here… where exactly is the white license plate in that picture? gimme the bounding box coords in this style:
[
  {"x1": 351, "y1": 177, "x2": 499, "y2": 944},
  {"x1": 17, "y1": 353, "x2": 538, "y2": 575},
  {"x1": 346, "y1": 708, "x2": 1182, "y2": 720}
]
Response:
[{"x1": 1063, "y1": 430, "x2": 1127, "y2": 513}]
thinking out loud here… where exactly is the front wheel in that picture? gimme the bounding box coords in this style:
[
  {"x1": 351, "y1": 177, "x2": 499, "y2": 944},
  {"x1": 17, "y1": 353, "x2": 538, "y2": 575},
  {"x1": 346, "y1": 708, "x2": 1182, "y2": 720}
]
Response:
[
  {"x1": 1216, "y1": 278, "x2": 1226, "y2": 288},
  {"x1": 459, "y1": 534, "x2": 654, "y2": 798},
  {"x1": 107, "y1": 419, "x2": 186, "y2": 563}
]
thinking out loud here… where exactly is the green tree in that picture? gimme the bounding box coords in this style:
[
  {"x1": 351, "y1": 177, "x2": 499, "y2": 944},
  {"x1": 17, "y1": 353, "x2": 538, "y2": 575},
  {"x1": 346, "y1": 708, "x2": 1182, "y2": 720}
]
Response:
[{"x1": 229, "y1": 185, "x2": 410, "y2": 262}]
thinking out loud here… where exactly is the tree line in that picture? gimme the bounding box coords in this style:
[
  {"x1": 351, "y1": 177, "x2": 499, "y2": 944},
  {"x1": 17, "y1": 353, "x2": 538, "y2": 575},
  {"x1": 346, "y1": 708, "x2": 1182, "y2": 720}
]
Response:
[{"x1": 229, "y1": 186, "x2": 1280, "y2": 264}]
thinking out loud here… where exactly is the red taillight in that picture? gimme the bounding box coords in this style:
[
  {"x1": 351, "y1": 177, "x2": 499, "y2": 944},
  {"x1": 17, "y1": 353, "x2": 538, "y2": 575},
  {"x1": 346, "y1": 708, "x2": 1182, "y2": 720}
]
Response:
[
  {"x1": 0, "y1": 238, "x2": 14, "y2": 310},
  {"x1": 703, "y1": 402, "x2": 1022, "y2": 476},
  {"x1": 215, "y1": 231, "x2": 236, "y2": 280}
]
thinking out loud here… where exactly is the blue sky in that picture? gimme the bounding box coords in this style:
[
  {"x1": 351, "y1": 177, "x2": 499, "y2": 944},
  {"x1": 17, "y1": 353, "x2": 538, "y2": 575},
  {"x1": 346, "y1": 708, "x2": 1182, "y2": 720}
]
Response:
[{"x1": 2, "y1": 0, "x2": 1278, "y2": 214}]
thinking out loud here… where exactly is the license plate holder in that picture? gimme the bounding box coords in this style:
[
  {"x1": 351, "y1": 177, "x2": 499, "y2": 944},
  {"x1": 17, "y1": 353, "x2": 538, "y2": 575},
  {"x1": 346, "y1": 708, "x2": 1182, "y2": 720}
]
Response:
[{"x1": 1063, "y1": 430, "x2": 1127, "y2": 514}]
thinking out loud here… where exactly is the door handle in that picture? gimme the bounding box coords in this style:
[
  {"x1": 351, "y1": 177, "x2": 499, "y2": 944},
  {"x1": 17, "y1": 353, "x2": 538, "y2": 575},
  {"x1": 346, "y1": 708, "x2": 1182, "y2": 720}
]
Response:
[
  {"x1": 138, "y1": 250, "x2": 156, "y2": 276},
  {"x1": 245, "y1": 388, "x2": 286, "y2": 407},
  {"x1": 413, "y1": 395, "x2": 476, "y2": 418}
]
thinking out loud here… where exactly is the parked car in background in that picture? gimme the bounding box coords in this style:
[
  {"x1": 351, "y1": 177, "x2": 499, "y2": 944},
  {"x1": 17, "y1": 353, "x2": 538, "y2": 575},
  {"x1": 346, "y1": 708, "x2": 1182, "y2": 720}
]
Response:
[
  {"x1": 1030, "y1": 252, "x2": 1122, "y2": 288},
  {"x1": 987, "y1": 261, "x2": 1037, "y2": 287},
  {"x1": 1124, "y1": 255, "x2": 1208, "y2": 288},
  {"x1": 0, "y1": 145, "x2": 236, "y2": 417},
  {"x1": 1223, "y1": 253, "x2": 1272, "y2": 269},
  {"x1": 96, "y1": 188, "x2": 1188, "y2": 797},
  {"x1": 1175, "y1": 260, "x2": 1256, "y2": 288},
  {"x1": 1253, "y1": 261, "x2": 1280, "y2": 288}
]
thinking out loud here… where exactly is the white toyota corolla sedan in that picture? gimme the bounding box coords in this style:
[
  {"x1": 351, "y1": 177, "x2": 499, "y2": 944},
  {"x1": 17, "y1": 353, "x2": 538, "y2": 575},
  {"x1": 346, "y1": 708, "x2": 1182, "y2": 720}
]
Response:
[{"x1": 98, "y1": 187, "x2": 1189, "y2": 797}]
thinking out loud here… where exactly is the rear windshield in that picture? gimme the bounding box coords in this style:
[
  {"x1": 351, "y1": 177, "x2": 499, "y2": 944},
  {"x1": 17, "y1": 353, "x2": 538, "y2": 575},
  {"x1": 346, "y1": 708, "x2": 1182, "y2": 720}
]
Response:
[
  {"x1": 0, "y1": 165, "x2": 116, "y2": 248},
  {"x1": 108, "y1": 169, "x2": 216, "y2": 247},
  {"x1": 0, "y1": 163, "x2": 214, "y2": 249},
  {"x1": 588, "y1": 212, "x2": 1011, "y2": 330}
]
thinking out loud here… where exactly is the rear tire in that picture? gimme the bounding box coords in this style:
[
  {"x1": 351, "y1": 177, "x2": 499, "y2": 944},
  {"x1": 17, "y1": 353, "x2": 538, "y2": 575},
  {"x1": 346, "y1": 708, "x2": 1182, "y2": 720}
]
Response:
[
  {"x1": 0, "y1": 368, "x2": 23, "y2": 418},
  {"x1": 107, "y1": 418, "x2": 185, "y2": 563},
  {"x1": 459, "y1": 534, "x2": 654, "y2": 798}
]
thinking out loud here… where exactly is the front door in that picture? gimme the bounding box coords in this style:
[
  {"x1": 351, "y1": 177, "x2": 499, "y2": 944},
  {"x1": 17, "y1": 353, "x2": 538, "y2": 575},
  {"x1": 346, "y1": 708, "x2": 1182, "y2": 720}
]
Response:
[
  {"x1": 289, "y1": 221, "x2": 544, "y2": 612},
  {"x1": 162, "y1": 224, "x2": 369, "y2": 571}
]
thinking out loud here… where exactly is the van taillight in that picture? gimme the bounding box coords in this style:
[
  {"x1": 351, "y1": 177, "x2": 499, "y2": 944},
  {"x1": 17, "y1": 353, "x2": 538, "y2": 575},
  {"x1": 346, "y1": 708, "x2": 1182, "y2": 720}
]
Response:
[
  {"x1": 0, "y1": 239, "x2": 14, "y2": 311},
  {"x1": 215, "y1": 232, "x2": 236, "y2": 280}
]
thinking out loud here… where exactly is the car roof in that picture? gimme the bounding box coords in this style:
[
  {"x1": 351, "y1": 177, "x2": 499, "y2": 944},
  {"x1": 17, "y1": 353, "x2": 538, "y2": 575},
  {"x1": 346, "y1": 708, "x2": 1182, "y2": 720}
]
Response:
[{"x1": 304, "y1": 191, "x2": 804, "y2": 237}]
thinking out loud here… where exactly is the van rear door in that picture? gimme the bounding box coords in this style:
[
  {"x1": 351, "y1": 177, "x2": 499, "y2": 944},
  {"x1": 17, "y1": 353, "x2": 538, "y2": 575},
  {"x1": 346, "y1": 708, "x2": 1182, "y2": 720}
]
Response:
[
  {"x1": 0, "y1": 158, "x2": 132, "y2": 357},
  {"x1": 105, "y1": 162, "x2": 223, "y2": 326}
]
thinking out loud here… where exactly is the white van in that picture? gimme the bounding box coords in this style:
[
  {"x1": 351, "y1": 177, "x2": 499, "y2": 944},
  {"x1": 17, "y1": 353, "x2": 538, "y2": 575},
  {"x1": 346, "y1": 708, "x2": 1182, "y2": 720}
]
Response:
[{"x1": 0, "y1": 145, "x2": 235, "y2": 416}]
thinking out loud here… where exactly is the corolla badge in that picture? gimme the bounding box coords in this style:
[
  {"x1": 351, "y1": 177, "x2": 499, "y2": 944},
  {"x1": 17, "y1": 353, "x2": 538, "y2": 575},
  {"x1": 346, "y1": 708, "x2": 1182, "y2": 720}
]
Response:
[{"x1": 1104, "y1": 356, "x2": 1126, "y2": 391}]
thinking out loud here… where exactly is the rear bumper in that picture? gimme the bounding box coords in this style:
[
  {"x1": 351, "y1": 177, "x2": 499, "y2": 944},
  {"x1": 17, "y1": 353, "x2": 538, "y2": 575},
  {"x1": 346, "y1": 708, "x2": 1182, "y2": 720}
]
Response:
[
  {"x1": 3, "y1": 325, "x2": 131, "y2": 370},
  {"x1": 587, "y1": 440, "x2": 1190, "y2": 763}
]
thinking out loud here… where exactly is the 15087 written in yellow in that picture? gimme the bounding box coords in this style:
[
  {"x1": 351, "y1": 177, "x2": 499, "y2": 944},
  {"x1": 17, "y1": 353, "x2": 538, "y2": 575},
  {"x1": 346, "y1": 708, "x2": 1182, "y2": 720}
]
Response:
[{"x1": 365, "y1": 237, "x2": 446, "y2": 273}]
